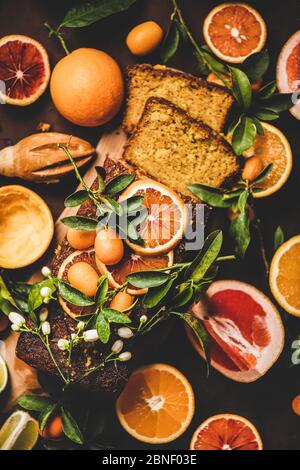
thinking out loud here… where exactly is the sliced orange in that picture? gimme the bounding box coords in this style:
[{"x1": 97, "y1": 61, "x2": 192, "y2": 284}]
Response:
[
  {"x1": 116, "y1": 364, "x2": 195, "y2": 444},
  {"x1": 270, "y1": 235, "x2": 300, "y2": 317},
  {"x1": 96, "y1": 249, "x2": 173, "y2": 296},
  {"x1": 0, "y1": 35, "x2": 50, "y2": 106},
  {"x1": 203, "y1": 3, "x2": 267, "y2": 64},
  {"x1": 119, "y1": 179, "x2": 188, "y2": 256},
  {"x1": 190, "y1": 414, "x2": 263, "y2": 450},
  {"x1": 243, "y1": 123, "x2": 292, "y2": 198}
]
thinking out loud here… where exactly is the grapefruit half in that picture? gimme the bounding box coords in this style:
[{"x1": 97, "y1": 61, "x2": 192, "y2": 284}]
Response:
[
  {"x1": 277, "y1": 31, "x2": 300, "y2": 119},
  {"x1": 187, "y1": 280, "x2": 285, "y2": 383}
]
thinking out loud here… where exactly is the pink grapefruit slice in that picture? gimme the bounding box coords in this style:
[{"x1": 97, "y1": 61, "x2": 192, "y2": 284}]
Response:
[
  {"x1": 277, "y1": 31, "x2": 300, "y2": 119},
  {"x1": 187, "y1": 280, "x2": 285, "y2": 383}
]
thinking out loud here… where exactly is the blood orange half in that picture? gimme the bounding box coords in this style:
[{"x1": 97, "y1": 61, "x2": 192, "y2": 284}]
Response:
[
  {"x1": 187, "y1": 280, "x2": 285, "y2": 383},
  {"x1": 203, "y1": 3, "x2": 267, "y2": 64},
  {"x1": 277, "y1": 31, "x2": 300, "y2": 119},
  {"x1": 0, "y1": 35, "x2": 50, "y2": 106},
  {"x1": 190, "y1": 414, "x2": 263, "y2": 450}
]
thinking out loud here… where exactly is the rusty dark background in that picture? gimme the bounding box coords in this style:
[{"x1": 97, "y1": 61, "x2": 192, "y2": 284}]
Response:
[{"x1": 0, "y1": 0, "x2": 300, "y2": 451}]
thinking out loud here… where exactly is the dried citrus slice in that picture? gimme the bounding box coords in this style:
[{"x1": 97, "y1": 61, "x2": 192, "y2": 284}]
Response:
[
  {"x1": 0, "y1": 410, "x2": 39, "y2": 450},
  {"x1": 188, "y1": 280, "x2": 285, "y2": 383},
  {"x1": 277, "y1": 31, "x2": 300, "y2": 120},
  {"x1": 243, "y1": 123, "x2": 292, "y2": 198},
  {"x1": 203, "y1": 3, "x2": 267, "y2": 64},
  {"x1": 0, "y1": 353, "x2": 8, "y2": 393},
  {"x1": 190, "y1": 414, "x2": 263, "y2": 450},
  {"x1": 116, "y1": 363, "x2": 194, "y2": 444},
  {"x1": 0, "y1": 35, "x2": 50, "y2": 106},
  {"x1": 119, "y1": 179, "x2": 188, "y2": 256},
  {"x1": 96, "y1": 249, "x2": 173, "y2": 296},
  {"x1": 270, "y1": 235, "x2": 300, "y2": 317},
  {"x1": 57, "y1": 248, "x2": 99, "y2": 319}
]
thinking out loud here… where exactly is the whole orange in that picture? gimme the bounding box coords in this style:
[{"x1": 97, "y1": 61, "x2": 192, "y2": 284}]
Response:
[{"x1": 50, "y1": 48, "x2": 124, "y2": 127}]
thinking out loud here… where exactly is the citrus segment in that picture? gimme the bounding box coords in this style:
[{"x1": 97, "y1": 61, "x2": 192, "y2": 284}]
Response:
[
  {"x1": 0, "y1": 410, "x2": 39, "y2": 450},
  {"x1": 0, "y1": 35, "x2": 50, "y2": 105},
  {"x1": 116, "y1": 364, "x2": 195, "y2": 444},
  {"x1": 270, "y1": 235, "x2": 300, "y2": 317},
  {"x1": 203, "y1": 3, "x2": 267, "y2": 64},
  {"x1": 190, "y1": 414, "x2": 262, "y2": 450},
  {"x1": 0, "y1": 353, "x2": 8, "y2": 393},
  {"x1": 119, "y1": 179, "x2": 188, "y2": 256},
  {"x1": 188, "y1": 280, "x2": 285, "y2": 382}
]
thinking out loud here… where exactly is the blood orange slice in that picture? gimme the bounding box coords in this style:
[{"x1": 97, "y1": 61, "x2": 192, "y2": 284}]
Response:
[
  {"x1": 116, "y1": 363, "x2": 195, "y2": 444},
  {"x1": 96, "y1": 249, "x2": 173, "y2": 296},
  {"x1": 190, "y1": 414, "x2": 263, "y2": 450},
  {"x1": 0, "y1": 35, "x2": 50, "y2": 106},
  {"x1": 57, "y1": 249, "x2": 98, "y2": 319},
  {"x1": 119, "y1": 179, "x2": 188, "y2": 256},
  {"x1": 187, "y1": 280, "x2": 285, "y2": 382},
  {"x1": 203, "y1": 3, "x2": 267, "y2": 64},
  {"x1": 277, "y1": 31, "x2": 300, "y2": 119}
]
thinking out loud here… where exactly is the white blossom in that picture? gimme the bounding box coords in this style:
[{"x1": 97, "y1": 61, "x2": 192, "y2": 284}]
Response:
[
  {"x1": 118, "y1": 327, "x2": 133, "y2": 339},
  {"x1": 42, "y1": 321, "x2": 51, "y2": 336},
  {"x1": 111, "y1": 339, "x2": 124, "y2": 354},
  {"x1": 11, "y1": 323, "x2": 20, "y2": 332},
  {"x1": 41, "y1": 266, "x2": 51, "y2": 277},
  {"x1": 57, "y1": 339, "x2": 70, "y2": 351},
  {"x1": 119, "y1": 351, "x2": 132, "y2": 362},
  {"x1": 83, "y1": 329, "x2": 99, "y2": 343},
  {"x1": 40, "y1": 287, "x2": 52, "y2": 298},
  {"x1": 140, "y1": 315, "x2": 148, "y2": 323},
  {"x1": 39, "y1": 308, "x2": 48, "y2": 322},
  {"x1": 76, "y1": 321, "x2": 85, "y2": 332},
  {"x1": 9, "y1": 312, "x2": 25, "y2": 327}
]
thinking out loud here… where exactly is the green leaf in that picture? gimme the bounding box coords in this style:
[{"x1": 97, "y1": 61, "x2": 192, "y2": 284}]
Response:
[
  {"x1": 0, "y1": 276, "x2": 18, "y2": 309},
  {"x1": 143, "y1": 279, "x2": 174, "y2": 308},
  {"x1": 17, "y1": 394, "x2": 53, "y2": 412},
  {"x1": 61, "y1": 216, "x2": 98, "y2": 231},
  {"x1": 238, "y1": 190, "x2": 249, "y2": 214},
  {"x1": 161, "y1": 19, "x2": 180, "y2": 64},
  {"x1": 172, "y1": 285, "x2": 194, "y2": 308},
  {"x1": 253, "y1": 109, "x2": 279, "y2": 121},
  {"x1": 222, "y1": 188, "x2": 245, "y2": 201},
  {"x1": 230, "y1": 67, "x2": 252, "y2": 110},
  {"x1": 229, "y1": 212, "x2": 251, "y2": 258},
  {"x1": 252, "y1": 117, "x2": 265, "y2": 136},
  {"x1": 258, "y1": 81, "x2": 277, "y2": 100},
  {"x1": 274, "y1": 226, "x2": 285, "y2": 251},
  {"x1": 39, "y1": 403, "x2": 57, "y2": 433},
  {"x1": 194, "y1": 51, "x2": 210, "y2": 76},
  {"x1": 61, "y1": 407, "x2": 84, "y2": 445},
  {"x1": 126, "y1": 271, "x2": 170, "y2": 289},
  {"x1": 64, "y1": 190, "x2": 89, "y2": 208},
  {"x1": 232, "y1": 116, "x2": 257, "y2": 155},
  {"x1": 28, "y1": 279, "x2": 57, "y2": 314},
  {"x1": 175, "y1": 313, "x2": 210, "y2": 375},
  {"x1": 95, "y1": 276, "x2": 108, "y2": 307},
  {"x1": 185, "y1": 231, "x2": 223, "y2": 283},
  {"x1": 95, "y1": 166, "x2": 106, "y2": 193},
  {"x1": 253, "y1": 163, "x2": 273, "y2": 184},
  {"x1": 103, "y1": 198, "x2": 123, "y2": 216},
  {"x1": 58, "y1": 281, "x2": 95, "y2": 307},
  {"x1": 102, "y1": 308, "x2": 131, "y2": 324},
  {"x1": 96, "y1": 314, "x2": 110, "y2": 344},
  {"x1": 200, "y1": 47, "x2": 229, "y2": 75},
  {"x1": 122, "y1": 196, "x2": 144, "y2": 214},
  {"x1": 104, "y1": 174, "x2": 135, "y2": 195},
  {"x1": 60, "y1": 0, "x2": 138, "y2": 28},
  {"x1": 241, "y1": 50, "x2": 270, "y2": 83},
  {"x1": 261, "y1": 93, "x2": 293, "y2": 113},
  {"x1": 187, "y1": 184, "x2": 231, "y2": 208}
]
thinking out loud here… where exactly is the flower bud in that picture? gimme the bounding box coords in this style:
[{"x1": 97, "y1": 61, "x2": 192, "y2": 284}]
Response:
[
  {"x1": 140, "y1": 315, "x2": 148, "y2": 323},
  {"x1": 9, "y1": 312, "x2": 25, "y2": 327},
  {"x1": 118, "y1": 327, "x2": 133, "y2": 339},
  {"x1": 11, "y1": 323, "x2": 20, "y2": 332},
  {"x1": 40, "y1": 287, "x2": 52, "y2": 299},
  {"x1": 39, "y1": 307, "x2": 48, "y2": 322},
  {"x1": 57, "y1": 339, "x2": 69, "y2": 351},
  {"x1": 41, "y1": 266, "x2": 51, "y2": 278},
  {"x1": 76, "y1": 321, "x2": 85, "y2": 332},
  {"x1": 42, "y1": 321, "x2": 51, "y2": 336},
  {"x1": 119, "y1": 351, "x2": 132, "y2": 362},
  {"x1": 83, "y1": 329, "x2": 99, "y2": 343},
  {"x1": 111, "y1": 339, "x2": 124, "y2": 354}
]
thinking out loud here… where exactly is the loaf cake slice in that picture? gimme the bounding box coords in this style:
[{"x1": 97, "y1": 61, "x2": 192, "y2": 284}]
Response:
[
  {"x1": 123, "y1": 64, "x2": 234, "y2": 134},
  {"x1": 123, "y1": 97, "x2": 240, "y2": 197}
]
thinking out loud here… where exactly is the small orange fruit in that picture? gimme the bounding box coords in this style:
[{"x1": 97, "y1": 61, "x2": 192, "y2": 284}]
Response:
[
  {"x1": 126, "y1": 21, "x2": 164, "y2": 56},
  {"x1": 292, "y1": 395, "x2": 300, "y2": 416},
  {"x1": 242, "y1": 155, "x2": 264, "y2": 182},
  {"x1": 67, "y1": 228, "x2": 96, "y2": 250},
  {"x1": 67, "y1": 261, "x2": 99, "y2": 297},
  {"x1": 40, "y1": 416, "x2": 63, "y2": 441},
  {"x1": 50, "y1": 48, "x2": 124, "y2": 127},
  {"x1": 95, "y1": 228, "x2": 124, "y2": 266},
  {"x1": 116, "y1": 363, "x2": 195, "y2": 444},
  {"x1": 0, "y1": 313, "x2": 9, "y2": 333},
  {"x1": 110, "y1": 291, "x2": 134, "y2": 312}
]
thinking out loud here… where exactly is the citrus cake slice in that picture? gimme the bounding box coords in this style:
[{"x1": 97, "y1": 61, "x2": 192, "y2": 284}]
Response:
[
  {"x1": 123, "y1": 97, "x2": 240, "y2": 197},
  {"x1": 123, "y1": 64, "x2": 234, "y2": 133}
]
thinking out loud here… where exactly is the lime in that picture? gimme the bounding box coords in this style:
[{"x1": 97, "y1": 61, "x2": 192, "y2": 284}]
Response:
[
  {"x1": 0, "y1": 353, "x2": 8, "y2": 394},
  {"x1": 0, "y1": 410, "x2": 39, "y2": 450}
]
